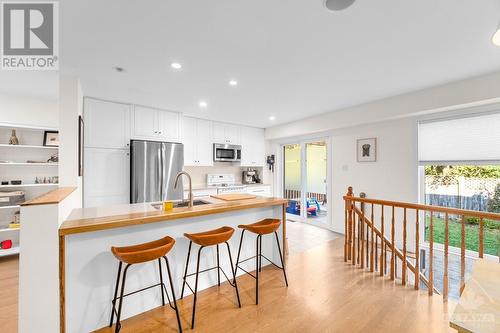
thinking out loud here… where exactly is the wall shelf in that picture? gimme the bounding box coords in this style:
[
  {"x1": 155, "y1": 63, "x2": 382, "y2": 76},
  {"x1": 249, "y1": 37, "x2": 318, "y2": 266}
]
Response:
[
  {"x1": 0, "y1": 162, "x2": 58, "y2": 166},
  {"x1": 0, "y1": 183, "x2": 58, "y2": 189},
  {"x1": 0, "y1": 246, "x2": 19, "y2": 257},
  {"x1": 0, "y1": 228, "x2": 20, "y2": 234},
  {"x1": 0, "y1": 205, "x2": 20, "y2": 210},
  {"x1": 0, "y1": 144, "x2": 58, "y2": 150}
]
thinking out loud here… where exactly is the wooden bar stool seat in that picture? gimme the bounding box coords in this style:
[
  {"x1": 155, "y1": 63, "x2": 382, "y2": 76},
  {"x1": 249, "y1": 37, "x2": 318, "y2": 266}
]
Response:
[
  {"x1": 238, "y1": 218, "x2": 281, "y2": 235},
  {"x1": 181, "y1": 226, "x2": 241, "y2": 329},
  {"x1": 235, "y1": 218, "x2": 288, "y2": 305},
  {"x1": 109, "y1": 236, "x2": 182, "y2": 333},
  {"x1": 111, "y1": 236, "x2": 175, "y2": 264},
  {"x1": 184, "y1": 226, "x2": 234, "y2": 246}
]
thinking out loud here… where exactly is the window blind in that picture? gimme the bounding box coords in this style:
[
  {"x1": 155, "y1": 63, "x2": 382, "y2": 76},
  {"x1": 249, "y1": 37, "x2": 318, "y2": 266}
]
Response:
[{"x1": 418, "y1": 112, "x2": 500, "y2": 164}]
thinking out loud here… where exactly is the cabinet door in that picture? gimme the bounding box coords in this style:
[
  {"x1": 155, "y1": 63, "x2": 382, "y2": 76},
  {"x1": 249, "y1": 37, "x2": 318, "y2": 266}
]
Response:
[
  {"x1": 83, "y1": 148, "x2": 130, "y2": 207},
  {"x1": 157, "y1": 109, "x2": 180, "y2": 142},
  {"x1": 225, "y1": 124, "x2": 241, "y2": 144},
  {"x1": 131, "y1": 105, "x2": 158, "y2": 140},
  {"x1": 182, "y1": 117, "x2": 197, "y2": 166},
  {"x1": 195, "y1": 118, "x2": 213, "y2": 166},
  {"x1": 247, "y1": 185, "x2": 272, "y2": 197},
  {"x1": 241, "y1": 126, "x2": 265, "y2": 167},
  {"x1": 212, "y1": 122, "x2": 226, "y2": 144},
  {"x1": 84, "y1": 98, "x2": 130, "y2": 149}
]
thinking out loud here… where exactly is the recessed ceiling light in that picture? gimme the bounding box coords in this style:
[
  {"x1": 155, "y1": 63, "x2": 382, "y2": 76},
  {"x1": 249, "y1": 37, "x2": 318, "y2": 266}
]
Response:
[
  {"x1": 171, "y1": 62, "x2": 182, "y2": 70},
  {"x1": 324, "y1": 0, "x2": 356, "y2": 11},
  {"x1": 493, "y1": 24, "x2": 500, "y2": 46},
  {"x1": 199, "y1": 101, "x2": 208, "y2": 108},
  {"x1": 269, "y1": 116, "x2": 276, "y2": 121},
  {"x1": 113, "y1": 66, "x2": 125, "y2": 73},
  {"x1": 229, "y1": 80, "x2": 238, "y2": 86}
]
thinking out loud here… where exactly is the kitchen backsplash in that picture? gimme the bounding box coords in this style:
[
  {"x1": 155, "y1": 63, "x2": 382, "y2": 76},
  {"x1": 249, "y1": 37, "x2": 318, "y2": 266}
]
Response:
[{"x1": 183, "y1": 163, "x2": 264, "y2": 188}]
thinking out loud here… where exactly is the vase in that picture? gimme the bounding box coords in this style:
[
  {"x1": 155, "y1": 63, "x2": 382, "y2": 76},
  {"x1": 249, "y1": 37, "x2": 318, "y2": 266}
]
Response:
[{"x1": 9, "y1": 130, "x2": 19, "y2": 145}]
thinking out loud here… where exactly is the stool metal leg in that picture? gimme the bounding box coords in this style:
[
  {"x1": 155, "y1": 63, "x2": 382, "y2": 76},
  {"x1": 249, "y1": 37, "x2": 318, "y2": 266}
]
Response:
[
  {"x1": 216, "y1": 244, "x2": 220, "y2": 286},
  {"x1": 259, "y1": 236, "x2": 263, "y2": 272},
  {"x1": 163, "y1": 256, "x2": 183, "y2": 333},
  {"x1": 109, "y1": 261, "x2": 123, "y2": 327},
  {"x1": 225, "y1": 241, "x2": 241, "y2": 308},
  {"x1": 191, "y1": 246, "x2": 204, "y2": 329},
  {"x1": 234, "y1": 230, "x2": 245, "y2": 281},
  {"x1": 115, "y1": 264, "x2": 131, "y2": 333},
  {"x1": 274, "y1": 231, "x2": 288, "y2": 287},
  {"x1": 180, "y1": 241, "x2": 192, "y2": 299},
  {"x1": 158, "y1": 258, "x2": 165, "y2": 306},
  {"x1": 256, "y1": 234, "x2": 261, "y2": 304}
]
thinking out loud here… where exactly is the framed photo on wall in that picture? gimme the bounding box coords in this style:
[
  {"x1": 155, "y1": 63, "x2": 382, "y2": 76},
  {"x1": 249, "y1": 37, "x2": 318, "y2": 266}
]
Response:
[
  {"x1": 43, "y1": 131, "x2": 59, "y2": 147},
  {"x1": 357, "y1": 138, "x2": 376, "y2": 162}
]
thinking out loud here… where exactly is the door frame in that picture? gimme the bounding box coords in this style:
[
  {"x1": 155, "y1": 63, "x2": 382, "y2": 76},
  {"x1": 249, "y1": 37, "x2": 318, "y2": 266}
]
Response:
[{"x1": 280, "y1": 136, "x2": 332, "y2": 229}]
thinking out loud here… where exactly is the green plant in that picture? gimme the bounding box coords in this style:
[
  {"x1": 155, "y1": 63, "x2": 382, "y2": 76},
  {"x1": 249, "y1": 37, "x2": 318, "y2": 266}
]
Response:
[
  {"x1": 465, "y1": 216, "x2": 480, "y2": 225},
  {"x1": 488, "y1": 183, "x2": 500, "y2": 213}
]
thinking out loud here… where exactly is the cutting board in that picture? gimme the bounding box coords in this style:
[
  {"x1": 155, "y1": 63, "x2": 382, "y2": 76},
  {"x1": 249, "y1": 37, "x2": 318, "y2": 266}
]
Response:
[{"x1": 211, "y1": 194, "x2": 257, "y2": 201}]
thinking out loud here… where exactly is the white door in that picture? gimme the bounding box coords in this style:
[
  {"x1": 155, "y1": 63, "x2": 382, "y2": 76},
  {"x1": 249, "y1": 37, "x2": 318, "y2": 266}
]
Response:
[
  {"x1": 195, "y1": 118, "x2": 213, "y2": 166},
  {"x1": 157, "y1": 110, "x2": 180, "y2": 142},
  {"x1": 83, "y1": 148, "x2": 130, "y2": 207},
  {"x1": 84, "y1": 98, "x2": 130, "y2": 149},
  {"x1": 132, "y1": 105, "x2": 158, "y2": 140}
]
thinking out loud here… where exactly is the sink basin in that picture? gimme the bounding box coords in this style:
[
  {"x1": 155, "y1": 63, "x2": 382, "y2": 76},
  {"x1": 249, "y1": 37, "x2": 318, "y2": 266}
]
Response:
[{"x1": 151, "y1": 199, "x2": 211, "y2": 210}]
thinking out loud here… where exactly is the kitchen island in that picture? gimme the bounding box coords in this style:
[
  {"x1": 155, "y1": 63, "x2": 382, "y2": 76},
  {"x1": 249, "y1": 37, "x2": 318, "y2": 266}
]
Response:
[{"x1": 58, "y1": 196, "x2": 287, "y2": 333}]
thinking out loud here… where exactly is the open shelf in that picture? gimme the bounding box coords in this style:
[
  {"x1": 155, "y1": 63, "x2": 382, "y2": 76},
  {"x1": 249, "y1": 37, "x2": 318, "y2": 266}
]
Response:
[
  {"x1": 0, "y1": 162, "x2": 58, "y2": 166},
  {"x1": 0, "y1": 205, "x2": 20, "y2": 210},
  {"x1": 0, "y1": 183, "x2": 58, "y2": 189},
  {"x1": 0, "y1": 228, "x2": 20, "y2": 234},
  {"x1": 0, "y1": 246, "x2": 19, "y2": 257},
  {"x1": 0, "y1": 144, "x2": 58, "y2": 150}
]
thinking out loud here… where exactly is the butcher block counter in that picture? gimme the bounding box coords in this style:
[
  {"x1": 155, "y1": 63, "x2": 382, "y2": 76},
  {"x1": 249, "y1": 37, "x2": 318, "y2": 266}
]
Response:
[{"x1": 59, "y1": 196, "x2": 287, "y2": 333}]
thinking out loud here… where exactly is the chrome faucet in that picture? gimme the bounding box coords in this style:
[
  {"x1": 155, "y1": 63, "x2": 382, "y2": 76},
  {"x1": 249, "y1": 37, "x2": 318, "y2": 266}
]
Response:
[{"x1": 174, "y1": 171, "x2": 193, "y2": 208}]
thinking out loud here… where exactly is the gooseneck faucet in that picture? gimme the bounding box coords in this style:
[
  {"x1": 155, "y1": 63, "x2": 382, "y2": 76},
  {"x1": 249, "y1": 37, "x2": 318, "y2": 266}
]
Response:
[{"x1": 174, "y1": 171, "x2": 193, "y2": 208}]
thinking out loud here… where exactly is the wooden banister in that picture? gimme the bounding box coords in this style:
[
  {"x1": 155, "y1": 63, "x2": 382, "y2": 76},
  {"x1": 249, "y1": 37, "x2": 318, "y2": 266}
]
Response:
[{"x1": 344, "y1": 186, "x2": 500, "y2": 301}]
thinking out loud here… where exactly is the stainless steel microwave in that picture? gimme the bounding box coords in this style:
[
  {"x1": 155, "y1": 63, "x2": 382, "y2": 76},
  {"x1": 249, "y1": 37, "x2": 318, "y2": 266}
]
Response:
[{"x1": 213, "y1": 143, "x2": 242, "y2": 162}]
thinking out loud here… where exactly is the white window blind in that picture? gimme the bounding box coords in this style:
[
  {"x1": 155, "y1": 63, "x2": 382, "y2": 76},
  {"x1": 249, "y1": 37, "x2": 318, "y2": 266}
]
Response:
[{"x1": 418, "y1": 112, "x2": 500, "y2": 163}]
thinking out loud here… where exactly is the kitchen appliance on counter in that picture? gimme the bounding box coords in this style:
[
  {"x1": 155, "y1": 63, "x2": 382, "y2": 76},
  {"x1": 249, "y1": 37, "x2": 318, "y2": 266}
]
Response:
[
  {"x1": 207, "y1": 173, "x2": 247, "y2": 195},
  {"x1": 242, "y1": 169, "x2": 260, "y2": 184},
  {"x1": 130, "y1": 140, "x2": 184, "y2": 204},
  {"x1": 213, "y1": 143, "x2": 241, "y2": 162}
]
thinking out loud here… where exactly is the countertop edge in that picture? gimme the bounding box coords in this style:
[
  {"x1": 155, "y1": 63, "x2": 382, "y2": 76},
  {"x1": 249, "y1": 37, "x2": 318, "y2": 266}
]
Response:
[
  {"x1": 22, "y1": 187, "x2": 77, "y2": 207},
  {"x1": 59, "y1": 198, "x2": 287, "y2": 237}
]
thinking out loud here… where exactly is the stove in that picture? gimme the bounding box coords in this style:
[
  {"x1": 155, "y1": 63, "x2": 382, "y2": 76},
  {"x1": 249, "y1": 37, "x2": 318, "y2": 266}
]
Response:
[{"x1": 207, "y1": 174, "x2": 247, "y2": 194}]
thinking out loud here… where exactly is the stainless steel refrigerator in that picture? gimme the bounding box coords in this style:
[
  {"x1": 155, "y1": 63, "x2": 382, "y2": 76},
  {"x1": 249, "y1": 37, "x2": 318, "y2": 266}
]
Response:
[{"x1": 130, "y1": 140, "x2": 184, "y2": 203}]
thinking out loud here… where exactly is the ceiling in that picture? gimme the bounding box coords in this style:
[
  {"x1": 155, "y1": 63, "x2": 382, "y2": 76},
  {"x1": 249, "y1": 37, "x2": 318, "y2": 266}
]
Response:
[{"x1": 59, "y1": 0, "x2": 500, "y2": 128}]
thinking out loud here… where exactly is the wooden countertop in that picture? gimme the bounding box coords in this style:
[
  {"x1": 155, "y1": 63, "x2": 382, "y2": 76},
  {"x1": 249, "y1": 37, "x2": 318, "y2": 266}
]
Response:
[
  {"x1": 450, "y1": 259, "x2": 500, "y2": 333},
  {"x1": 59, "y1": 197, "x2": 287, "y2": 236},
  {"x1": 21, "y1": 187, "x2": 77, "y2": 206}
]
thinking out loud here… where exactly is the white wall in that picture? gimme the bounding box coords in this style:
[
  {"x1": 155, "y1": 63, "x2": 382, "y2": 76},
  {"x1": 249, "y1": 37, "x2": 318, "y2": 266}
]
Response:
[
  {"x1": 59, "y1": 75, "x2": 83, "y2": 207},
  {"x1": 0, "y1": 93, "x2": 58, "y2": 128}
]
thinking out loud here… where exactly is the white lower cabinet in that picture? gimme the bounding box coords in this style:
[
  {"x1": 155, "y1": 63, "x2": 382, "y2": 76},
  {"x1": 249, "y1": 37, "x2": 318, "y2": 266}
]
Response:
[
  {"x1": 246, "y1": 185, "x2": 272, "y2": 197},
  {"x1": 84, "y1": 148, "x2": 130, "y2": 207},
  {"x1": 184, "y1": 188, "x2": 217, "y2": 199}
]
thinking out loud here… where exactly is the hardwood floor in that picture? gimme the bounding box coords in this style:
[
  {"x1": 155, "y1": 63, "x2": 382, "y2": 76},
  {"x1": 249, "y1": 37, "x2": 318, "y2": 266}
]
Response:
[
  {"x1": 96, "y1": 238, "x2": 455, "y2": 333},
  {"x1": 0, "y1": 254, "x2": 18, "y2": 332}
]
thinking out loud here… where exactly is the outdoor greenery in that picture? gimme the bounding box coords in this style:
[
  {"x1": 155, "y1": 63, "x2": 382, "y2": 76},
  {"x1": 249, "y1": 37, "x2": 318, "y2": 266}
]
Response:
[
  {"x1": 425, "y1": 165, "x2": 500, "y2": 179},
  {"x1": 488, "y1": 184, "x2": 500, "y2": 213},
  {"x1": 425, "y1": 216, "x2": 500, "y2": 256}
]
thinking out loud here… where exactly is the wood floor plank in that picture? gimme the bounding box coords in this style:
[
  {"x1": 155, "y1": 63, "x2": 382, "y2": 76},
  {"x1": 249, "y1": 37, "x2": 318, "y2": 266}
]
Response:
[
  {"x1": 0, "y1": 254, "x2": 18, "y2": 332},
  {"x1": 95, "y1": 238, "x2": 455, "y2": 333}
]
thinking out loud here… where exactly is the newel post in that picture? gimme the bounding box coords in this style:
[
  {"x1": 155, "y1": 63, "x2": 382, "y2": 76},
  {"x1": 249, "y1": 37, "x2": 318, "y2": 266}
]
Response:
[{"x1": 344, "y1": 186, "x2": 354, "y2": 261}]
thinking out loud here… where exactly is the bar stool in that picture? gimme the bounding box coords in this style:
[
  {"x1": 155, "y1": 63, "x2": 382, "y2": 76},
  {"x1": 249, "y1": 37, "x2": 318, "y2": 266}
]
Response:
[
  {"x1": 234, "y1": 218, "x2": 288, "y2": 304},
  {"x1": 180, "y1": 226, "x2": 241, "y2": 329},
  {"x1": 109, "y1": 236, "x2": 182, "y2": 333}
]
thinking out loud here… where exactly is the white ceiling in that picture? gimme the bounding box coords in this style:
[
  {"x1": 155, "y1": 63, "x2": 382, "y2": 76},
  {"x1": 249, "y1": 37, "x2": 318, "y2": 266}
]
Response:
[{"x1": 60, "y1": 0, "x2": 500, "y2": 128}]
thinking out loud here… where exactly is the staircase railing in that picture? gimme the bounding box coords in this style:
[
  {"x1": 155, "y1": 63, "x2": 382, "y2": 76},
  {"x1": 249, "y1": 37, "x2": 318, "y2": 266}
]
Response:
[{"x1": 343, "y1": 186, "x2": 500, "y2": 301}]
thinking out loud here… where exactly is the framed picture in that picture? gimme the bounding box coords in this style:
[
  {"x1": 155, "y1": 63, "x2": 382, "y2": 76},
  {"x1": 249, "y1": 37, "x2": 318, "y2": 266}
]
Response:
[
  {"x1": 357, "y1": 138, "x2": 376, "y2": 162},
  {"x1": 78, "y1": 116, "x2": 84, "y2": 176},
  {"x1": 43, "y1": 131, "x2": 59, "y2": 147}
]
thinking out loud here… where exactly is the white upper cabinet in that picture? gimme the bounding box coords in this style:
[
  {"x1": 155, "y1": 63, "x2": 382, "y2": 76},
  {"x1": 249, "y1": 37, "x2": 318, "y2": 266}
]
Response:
[
  {"x1": 212, "y1": 122, "x2": 241, "y2": 145},
  {"x1": 240, "y1": 126, "x2": 266, "y2": 167},
  {"x1": 182, "y1": 117, "x2": 213, "y2": 166},
  {"x1": 131, "y1": 105, "x2": 180, "y2": 142},
  {"x1": 84, "y1": 98, "x2": 130, "y2": 149}
]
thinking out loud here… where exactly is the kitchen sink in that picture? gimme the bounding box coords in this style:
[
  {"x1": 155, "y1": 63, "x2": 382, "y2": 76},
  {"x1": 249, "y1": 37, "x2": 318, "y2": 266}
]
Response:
[{"x1": 151, "y1": 199, "x2": 211, "y2": 210}]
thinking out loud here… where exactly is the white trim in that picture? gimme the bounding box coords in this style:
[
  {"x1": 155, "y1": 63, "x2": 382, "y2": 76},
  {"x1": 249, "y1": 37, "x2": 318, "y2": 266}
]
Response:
[{"x1": 0, "y1": 122, "x2": 58, "y2": 131}]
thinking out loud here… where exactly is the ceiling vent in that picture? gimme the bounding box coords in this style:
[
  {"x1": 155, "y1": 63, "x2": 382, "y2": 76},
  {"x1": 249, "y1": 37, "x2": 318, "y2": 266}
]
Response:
[{"x1": 324, "y1": 0, "x2": 355, "y2": 11}]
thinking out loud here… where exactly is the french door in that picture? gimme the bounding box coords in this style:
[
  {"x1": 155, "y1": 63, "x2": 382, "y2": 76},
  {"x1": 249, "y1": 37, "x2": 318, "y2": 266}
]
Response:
[{"x1": 282, "y1": 138, "x2": 330, "y2": 227}]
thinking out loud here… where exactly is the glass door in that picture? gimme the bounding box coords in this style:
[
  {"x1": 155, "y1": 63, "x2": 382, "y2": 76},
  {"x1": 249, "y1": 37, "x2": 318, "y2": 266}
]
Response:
[{"x1": 283, "y1": 139, "x2": 330, "y2": 226}]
